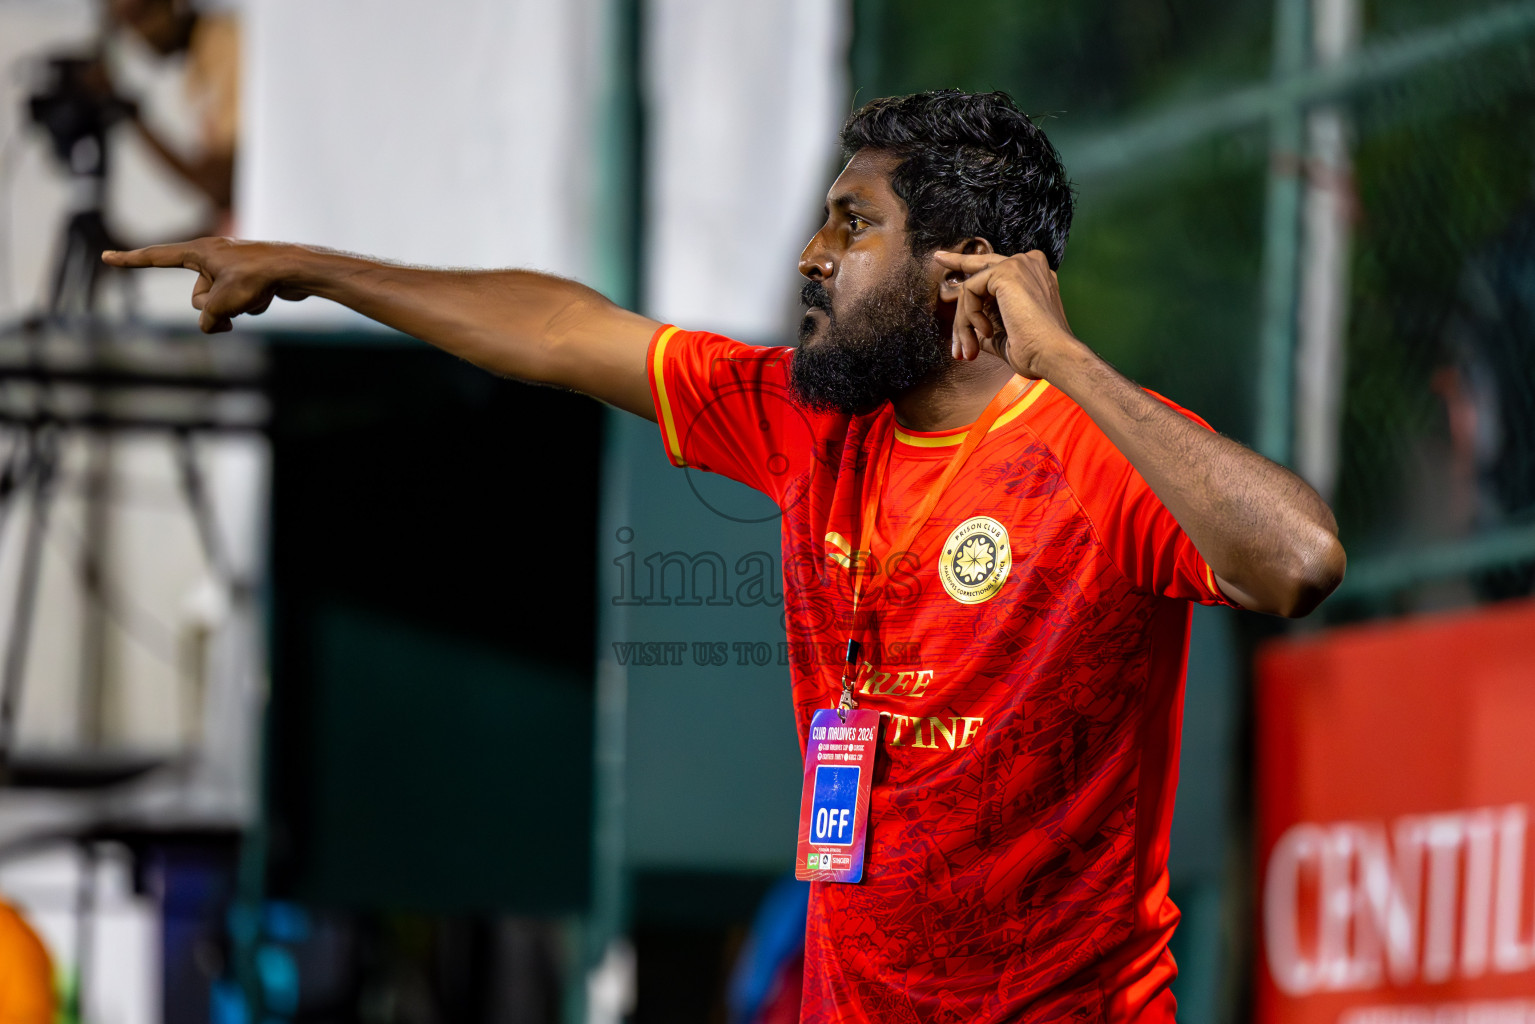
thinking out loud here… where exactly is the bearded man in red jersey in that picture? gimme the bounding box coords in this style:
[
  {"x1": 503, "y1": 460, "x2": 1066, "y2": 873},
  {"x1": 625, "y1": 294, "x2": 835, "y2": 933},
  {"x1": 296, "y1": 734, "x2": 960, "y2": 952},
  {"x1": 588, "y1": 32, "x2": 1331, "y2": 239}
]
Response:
[{"x1": 107, "y1": 90, "x2": 1345, "y2": 1022}]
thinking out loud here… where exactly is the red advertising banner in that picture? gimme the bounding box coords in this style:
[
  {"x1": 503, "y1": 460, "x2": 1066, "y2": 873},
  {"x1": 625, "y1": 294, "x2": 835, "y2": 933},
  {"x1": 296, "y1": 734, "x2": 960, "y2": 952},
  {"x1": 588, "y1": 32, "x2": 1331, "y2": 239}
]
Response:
[{"x1": 1256, "y1": 598, "x2": 1535, "y2": 1024}]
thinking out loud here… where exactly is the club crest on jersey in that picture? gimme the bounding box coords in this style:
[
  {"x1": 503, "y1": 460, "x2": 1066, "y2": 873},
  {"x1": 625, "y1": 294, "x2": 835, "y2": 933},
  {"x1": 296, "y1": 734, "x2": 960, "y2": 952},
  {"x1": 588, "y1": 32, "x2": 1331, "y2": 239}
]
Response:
[{"x1": 938, "y1": 516, "x2": 1012, "y2": 604}]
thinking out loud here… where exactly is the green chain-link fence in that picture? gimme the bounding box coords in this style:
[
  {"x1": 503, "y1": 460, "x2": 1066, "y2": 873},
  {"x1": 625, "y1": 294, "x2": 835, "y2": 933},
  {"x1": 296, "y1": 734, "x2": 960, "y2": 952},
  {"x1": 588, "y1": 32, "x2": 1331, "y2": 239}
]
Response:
[{"x1": 854, "y1": 0, "x2": 1535, "y2": 617}]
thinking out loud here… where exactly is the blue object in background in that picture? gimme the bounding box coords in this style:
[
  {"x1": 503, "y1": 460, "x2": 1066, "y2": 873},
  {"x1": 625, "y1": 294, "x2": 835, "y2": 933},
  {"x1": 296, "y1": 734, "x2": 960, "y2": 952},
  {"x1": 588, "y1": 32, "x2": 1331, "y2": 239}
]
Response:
[
  {"x1": 209, "y1": 980, "x2": 246, "y2": 1024},
  {"x1": 213, "y1": 901, "x2": 310, "y2": 1023},
  {"x1": 261, "y1": 903, "x2": 309, "y2": 946},
  {"x1": 255, "y1": 945, "x2": 299, "y2": 1017},
  {"x1": 727, "y1": 874, "x2": 811, "y2": 1024}
]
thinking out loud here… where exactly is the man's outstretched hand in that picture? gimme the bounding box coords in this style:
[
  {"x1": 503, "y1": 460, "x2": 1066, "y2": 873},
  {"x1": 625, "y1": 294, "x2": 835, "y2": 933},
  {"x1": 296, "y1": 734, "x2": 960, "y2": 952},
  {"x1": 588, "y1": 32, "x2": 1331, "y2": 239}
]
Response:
[
  {"x1": 933, "y1": 249, "x2": 1084, "y2": 380},
  {"x1": 103, "y1": 238, "x2": 308, "y2": 333}
]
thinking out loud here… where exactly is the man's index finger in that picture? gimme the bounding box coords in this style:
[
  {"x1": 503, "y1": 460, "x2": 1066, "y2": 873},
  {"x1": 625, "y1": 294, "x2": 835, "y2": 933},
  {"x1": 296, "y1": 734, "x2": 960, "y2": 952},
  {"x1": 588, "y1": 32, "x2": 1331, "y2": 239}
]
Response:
[
  {"x1": 102, "y1": 244, "x2": 203, "y2": 270},
  {"x1": 932, "y1": 250, "x2": 1003, "y2": 273}
]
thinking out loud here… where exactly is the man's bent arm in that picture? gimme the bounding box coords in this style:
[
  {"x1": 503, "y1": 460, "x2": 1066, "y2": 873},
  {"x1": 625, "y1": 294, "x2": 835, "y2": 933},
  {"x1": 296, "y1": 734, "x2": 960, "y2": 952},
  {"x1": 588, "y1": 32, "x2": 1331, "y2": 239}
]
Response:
[
  {"x1": 103, "y1": 238, "x2": 662, "y2": 420},
  {"x1": 939, "y1": 247, "x2": 1346, "y2": 618},
  {"x1": 1041, "y1": 342, "x2": 1345, "y2": 617}
]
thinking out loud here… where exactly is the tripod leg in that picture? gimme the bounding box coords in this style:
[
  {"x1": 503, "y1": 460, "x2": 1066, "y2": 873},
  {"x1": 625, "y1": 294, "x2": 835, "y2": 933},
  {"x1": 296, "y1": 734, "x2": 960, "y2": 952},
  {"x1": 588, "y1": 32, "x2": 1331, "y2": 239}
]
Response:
[
  {"x1": 79, "y1": 210, "x2": 116, "y2": 316},
  {"x1": 0, "y1": 429, "x2": 60, "y2": 776},
  {"x1": 173, "y1": 430, "x2": 230, "y2": 582},
  {"x1": 0, "y1": 431, "x2": 30, "y2": 556},
  {"x1": 46, "y1": 211, "x2": 107, "y2": 319},
  {"x1": 69, "y1": 840, "x2": 99, "y2": 1024},
  {"x1": 78, "y1": 429, "x2": 110, "y2": 748},
  {"x1": 47, "y1": 218, "x2": 81, "y2": 318}
]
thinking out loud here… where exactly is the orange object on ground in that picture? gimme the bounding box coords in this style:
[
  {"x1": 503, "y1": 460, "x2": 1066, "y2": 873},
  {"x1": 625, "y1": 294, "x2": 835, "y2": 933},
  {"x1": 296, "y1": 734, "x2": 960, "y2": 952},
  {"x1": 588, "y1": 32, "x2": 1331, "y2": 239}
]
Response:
[{"x1": 0, "y1": 899, "x2": 55, "y2": 1024}]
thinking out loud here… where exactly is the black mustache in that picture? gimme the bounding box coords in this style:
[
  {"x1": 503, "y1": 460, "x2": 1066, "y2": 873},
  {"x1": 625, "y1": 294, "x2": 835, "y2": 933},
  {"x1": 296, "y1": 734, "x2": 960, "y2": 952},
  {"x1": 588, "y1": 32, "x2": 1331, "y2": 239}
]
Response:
[{"x1": 800, "y1": 280, "x2": 832, "y2": 312}]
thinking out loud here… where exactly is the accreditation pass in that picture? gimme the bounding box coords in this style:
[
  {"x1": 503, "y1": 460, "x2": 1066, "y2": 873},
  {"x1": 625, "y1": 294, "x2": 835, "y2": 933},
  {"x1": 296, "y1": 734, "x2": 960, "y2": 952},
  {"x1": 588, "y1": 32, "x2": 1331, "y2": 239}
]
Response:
[{"x1": 795, "y1": 708, "x2": 880, "y2": 883}]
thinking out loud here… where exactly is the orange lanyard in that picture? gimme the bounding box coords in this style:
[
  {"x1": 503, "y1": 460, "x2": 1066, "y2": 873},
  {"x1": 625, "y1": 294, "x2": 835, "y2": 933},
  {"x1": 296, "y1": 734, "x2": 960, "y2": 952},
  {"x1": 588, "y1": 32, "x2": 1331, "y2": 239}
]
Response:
[{"x1": 836, "y1": 375, "x2": 1031, "y2": 717}]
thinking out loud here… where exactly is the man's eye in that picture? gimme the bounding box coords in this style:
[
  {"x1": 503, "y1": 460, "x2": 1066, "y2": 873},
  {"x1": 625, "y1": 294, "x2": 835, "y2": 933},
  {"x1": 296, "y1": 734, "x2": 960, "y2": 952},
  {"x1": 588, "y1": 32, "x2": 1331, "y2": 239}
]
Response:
[{"x1": 848, "y1": 216, "x2": 866, "y2": 232}]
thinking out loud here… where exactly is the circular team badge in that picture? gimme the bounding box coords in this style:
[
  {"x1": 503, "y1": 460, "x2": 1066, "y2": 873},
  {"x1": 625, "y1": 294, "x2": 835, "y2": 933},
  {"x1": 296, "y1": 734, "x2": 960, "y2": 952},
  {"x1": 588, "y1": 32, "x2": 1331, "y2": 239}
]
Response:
[{"x1": 938, "y1": 516, "x2": 1013, "y2": 604}]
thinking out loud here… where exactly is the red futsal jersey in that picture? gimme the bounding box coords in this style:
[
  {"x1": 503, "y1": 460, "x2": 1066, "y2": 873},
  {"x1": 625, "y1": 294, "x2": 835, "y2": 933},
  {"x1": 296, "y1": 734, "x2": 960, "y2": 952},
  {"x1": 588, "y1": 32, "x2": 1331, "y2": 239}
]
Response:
[{"x1": 647, "y1": 325, "x2": 1236, "y2": 1023}]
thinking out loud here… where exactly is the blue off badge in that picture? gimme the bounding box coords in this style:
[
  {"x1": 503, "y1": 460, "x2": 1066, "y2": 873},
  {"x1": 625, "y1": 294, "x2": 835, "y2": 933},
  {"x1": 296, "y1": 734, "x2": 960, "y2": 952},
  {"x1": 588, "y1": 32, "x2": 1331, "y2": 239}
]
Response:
[
  {"x1": 809, "y1": 765, "x2": 860, "y2": 846},
  {"x1": 796, "y1": 707, "x2": 878, "y2": 883}
]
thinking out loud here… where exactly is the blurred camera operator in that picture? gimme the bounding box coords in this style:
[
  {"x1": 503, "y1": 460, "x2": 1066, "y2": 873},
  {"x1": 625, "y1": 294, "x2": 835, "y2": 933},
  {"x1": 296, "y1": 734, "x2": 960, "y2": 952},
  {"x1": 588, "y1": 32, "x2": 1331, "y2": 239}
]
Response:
[{"x1": 106, "y1": 0, "x2": 239, "y2": 230}]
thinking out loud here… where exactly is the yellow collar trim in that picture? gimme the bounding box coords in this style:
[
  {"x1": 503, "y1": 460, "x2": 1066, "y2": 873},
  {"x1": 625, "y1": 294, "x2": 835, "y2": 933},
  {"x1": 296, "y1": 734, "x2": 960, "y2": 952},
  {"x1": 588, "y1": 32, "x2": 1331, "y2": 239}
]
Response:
[{"x1": 893, "y1": 380, "x2": 1051, "y2": 447}]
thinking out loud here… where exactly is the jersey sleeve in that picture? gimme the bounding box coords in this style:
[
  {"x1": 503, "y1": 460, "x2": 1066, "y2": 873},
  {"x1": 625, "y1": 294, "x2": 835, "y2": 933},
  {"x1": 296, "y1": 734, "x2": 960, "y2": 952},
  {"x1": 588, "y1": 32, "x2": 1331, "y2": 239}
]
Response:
[
  {"x1": 647, "y1": 325, "x2": 819, "y2": 504},
  {"x1": 1043, "y1": 391, "x2": 1239, "y2": 607}
]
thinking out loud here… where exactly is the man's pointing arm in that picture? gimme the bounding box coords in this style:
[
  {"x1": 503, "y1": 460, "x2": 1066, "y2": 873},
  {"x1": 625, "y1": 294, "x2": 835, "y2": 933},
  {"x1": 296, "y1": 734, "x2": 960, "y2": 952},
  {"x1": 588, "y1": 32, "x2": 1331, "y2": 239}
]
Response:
[{"x1": 103, "y1": 238, "x2": 662, "y2": 421}]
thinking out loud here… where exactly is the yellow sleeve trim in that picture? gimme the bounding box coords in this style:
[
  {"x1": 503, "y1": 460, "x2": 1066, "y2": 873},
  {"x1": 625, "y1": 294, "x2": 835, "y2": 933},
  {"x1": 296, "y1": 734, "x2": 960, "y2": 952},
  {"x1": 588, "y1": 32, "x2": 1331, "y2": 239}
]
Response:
[{"x1": 651, "y1": 326, "x2": 685, "y2": 467}]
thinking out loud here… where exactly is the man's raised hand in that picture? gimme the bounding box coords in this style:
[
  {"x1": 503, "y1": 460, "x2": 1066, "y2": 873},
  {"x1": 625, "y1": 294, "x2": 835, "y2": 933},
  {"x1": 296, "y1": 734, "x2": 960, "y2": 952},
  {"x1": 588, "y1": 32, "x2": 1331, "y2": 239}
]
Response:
[
  {"x1": 932, "y1": 249, "x2": 1082, "y2": 380},
  {"x1": 102, "y1": 238, "x2": 308, "y2": 334}
]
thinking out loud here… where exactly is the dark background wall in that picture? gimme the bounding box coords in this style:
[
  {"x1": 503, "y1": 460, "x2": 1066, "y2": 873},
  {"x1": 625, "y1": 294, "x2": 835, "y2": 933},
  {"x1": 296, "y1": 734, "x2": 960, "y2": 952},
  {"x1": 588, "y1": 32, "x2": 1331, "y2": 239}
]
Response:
[{"x1": 265, "y1": 340, "x2": 602, "y2": 915}]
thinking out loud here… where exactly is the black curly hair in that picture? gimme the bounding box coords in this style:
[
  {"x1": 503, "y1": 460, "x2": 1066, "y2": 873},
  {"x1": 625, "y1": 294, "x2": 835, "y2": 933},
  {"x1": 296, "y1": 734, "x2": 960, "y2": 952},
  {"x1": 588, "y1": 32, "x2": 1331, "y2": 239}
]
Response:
[{"x1": 840, "y1": 90, "x2": 1076, "y2": 269}]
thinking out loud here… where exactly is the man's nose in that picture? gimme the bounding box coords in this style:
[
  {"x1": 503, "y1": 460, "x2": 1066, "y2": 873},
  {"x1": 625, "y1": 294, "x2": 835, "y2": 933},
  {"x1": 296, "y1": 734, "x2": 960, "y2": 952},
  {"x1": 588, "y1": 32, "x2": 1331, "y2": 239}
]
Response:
[{"x1": 799, "y1": 230, "x2": 834, "y2": 282}]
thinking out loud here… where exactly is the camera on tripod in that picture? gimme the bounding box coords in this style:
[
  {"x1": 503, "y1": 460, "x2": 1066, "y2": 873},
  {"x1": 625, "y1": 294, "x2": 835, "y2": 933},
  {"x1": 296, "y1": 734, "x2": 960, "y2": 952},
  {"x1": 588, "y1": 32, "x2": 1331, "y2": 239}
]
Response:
[
  {"x1": 27, "y1": 54, "x2": 134, "y2": 180},
  {"x1": 21, "y1": 52, "x2": 136, "y2": 317}
]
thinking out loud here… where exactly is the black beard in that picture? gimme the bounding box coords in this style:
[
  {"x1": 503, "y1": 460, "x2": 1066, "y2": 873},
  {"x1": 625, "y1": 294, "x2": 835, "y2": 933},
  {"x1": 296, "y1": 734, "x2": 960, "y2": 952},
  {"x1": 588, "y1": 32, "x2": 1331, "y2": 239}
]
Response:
[{"x1": 790, "y1": 259, "x2": 948, "y2": 415}]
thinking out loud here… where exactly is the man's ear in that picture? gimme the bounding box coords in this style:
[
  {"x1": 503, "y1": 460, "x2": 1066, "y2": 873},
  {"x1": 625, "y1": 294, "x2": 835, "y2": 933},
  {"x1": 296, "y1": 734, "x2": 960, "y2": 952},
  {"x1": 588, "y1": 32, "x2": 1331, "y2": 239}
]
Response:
[{"x1": 935, "y1": 237, "x2": 996, "y2": 301}]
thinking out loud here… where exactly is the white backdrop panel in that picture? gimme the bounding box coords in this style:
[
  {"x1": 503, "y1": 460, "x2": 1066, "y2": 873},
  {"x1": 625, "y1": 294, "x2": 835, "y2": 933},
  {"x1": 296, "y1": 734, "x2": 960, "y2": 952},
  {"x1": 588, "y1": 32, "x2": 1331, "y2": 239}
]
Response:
[
  {"x1": 644, "y1": 0, "x2": 849, "y2": 340},
  {"x1": 240, "y1": 0, "x2": 602, "y2": 327}
]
